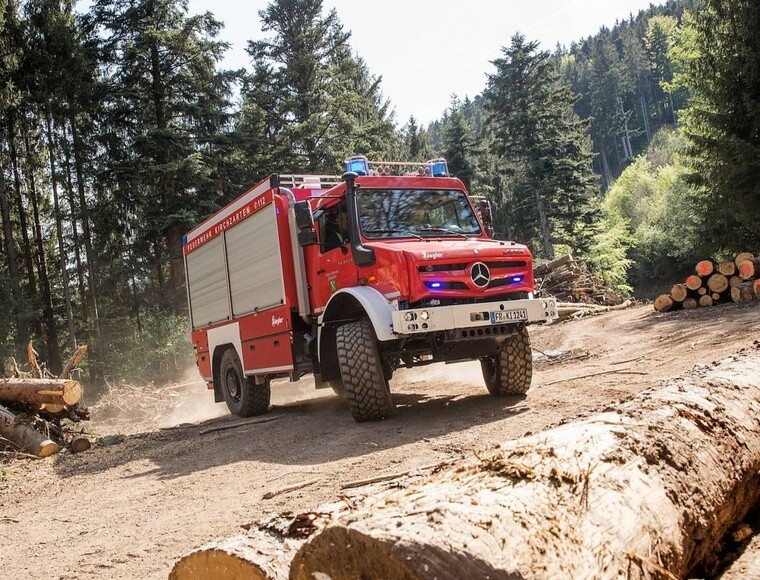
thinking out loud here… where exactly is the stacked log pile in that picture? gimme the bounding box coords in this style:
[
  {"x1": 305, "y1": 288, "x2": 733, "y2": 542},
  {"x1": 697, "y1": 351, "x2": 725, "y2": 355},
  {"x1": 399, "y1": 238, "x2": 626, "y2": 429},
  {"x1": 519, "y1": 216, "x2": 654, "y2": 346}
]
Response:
[
  {"x1": 654, "y1": 252, "x2": 759, "y2": 312},
  {"x1": 0, "y1": 343, "x2": 90, "y2": 459},
  {"x1": 170, "y1": 348, "x2": 760, "y2": 579},
  {"x1": 534, "y1": 254, "x2": 624, "y2": 307}
]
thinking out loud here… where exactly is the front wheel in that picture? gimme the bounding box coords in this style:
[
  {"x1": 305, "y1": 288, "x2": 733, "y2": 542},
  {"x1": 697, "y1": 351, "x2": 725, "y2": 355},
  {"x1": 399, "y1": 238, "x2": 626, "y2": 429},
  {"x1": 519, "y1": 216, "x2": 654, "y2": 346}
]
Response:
[
  {"x1": 336, "y1": 318, "x2": 394, "y2": 422},
  {"x1": 219, "y1": 348, "x2": 271, "y2": 417},
  {"x1": 481, "y1": 327, "x2": 533, "y2": 396}
]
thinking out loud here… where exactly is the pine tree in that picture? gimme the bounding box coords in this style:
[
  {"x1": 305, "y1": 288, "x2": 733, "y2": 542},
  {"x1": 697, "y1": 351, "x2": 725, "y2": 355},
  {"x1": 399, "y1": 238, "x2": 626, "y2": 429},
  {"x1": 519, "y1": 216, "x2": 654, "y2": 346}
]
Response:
[
  {"x1": 241, "y1": 0, "x2": 395, "y2": 174},
  {"x1": 443, "y1": 98, "x2": 475, "y2": 190},
  {"x1": 673, "y1": 0, "x2": 760, "y2": 252},
  {"x1": 484, "y1": 33, "x2": 599, "y2": 258}
]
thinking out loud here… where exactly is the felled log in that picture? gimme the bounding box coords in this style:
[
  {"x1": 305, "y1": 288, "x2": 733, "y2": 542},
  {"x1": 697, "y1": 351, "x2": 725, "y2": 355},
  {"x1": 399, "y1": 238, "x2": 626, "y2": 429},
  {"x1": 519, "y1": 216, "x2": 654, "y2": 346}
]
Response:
[
  {"x1": 653, "y1": 294, "x2": 674, "y2": 312},
  {"x1": 718, "y1": 260, "x2": 736, "y2": 276},
  {"x1": 0, "y1": 378, "x2": 82, "y2": 407},
  {"x1": 737, "y1": 258, "x2": 760, "y2": 280},
  {"x1": 290, "y1": 350, "x2": 760, "y2": 580},
  {"x1": 695, "y1": 259, "x2": 715, "y2": 277},
  {"x1": 670, "y1": 283, "x2": 688, "y2": 302},
  {"x1": 0, "y1": 404, "x2": 59, "y2": 457},
  {"x1": 533, "y1": 254, "x2": 573, "y2": 278},
  {"x1": 707, "y1": 273, "x2": 729, "y2": 294},
  {"x1": 754, "y1": 279, "x2": 760, "y2": 296},
  {"x1": 685, "y1": 274, "x2": 703, "y2": 291},
  {"x1": 729, "y1": 275, "x2": 743, "y2": 288},
  {"x1": 731, "y1": 282, "x2": 756, "y2": 304},
  {"x1": 683, "y1": 297, "x2": 698, "y2": 310},
  {"x1": 699, "y1": 294, "x2": 714, "y2": 307},
  {"x1": 735, "y1": 252, "x2": 754, "y2": 266}
]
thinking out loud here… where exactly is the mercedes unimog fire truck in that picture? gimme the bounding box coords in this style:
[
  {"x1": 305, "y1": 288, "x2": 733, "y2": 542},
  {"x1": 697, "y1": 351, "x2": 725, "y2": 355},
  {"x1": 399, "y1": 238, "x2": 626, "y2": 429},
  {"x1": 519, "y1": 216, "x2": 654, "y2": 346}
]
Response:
[{"x1": 183, "y1": 157, "x2": 557, "y2": 422}]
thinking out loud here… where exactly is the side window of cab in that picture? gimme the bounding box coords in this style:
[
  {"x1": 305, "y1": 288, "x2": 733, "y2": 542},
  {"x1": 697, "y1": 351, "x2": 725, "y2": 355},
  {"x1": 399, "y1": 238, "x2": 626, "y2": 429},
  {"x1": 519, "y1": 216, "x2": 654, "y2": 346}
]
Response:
[{"x1": 320, "y1": 200, "x2": 348, "y2": 254}]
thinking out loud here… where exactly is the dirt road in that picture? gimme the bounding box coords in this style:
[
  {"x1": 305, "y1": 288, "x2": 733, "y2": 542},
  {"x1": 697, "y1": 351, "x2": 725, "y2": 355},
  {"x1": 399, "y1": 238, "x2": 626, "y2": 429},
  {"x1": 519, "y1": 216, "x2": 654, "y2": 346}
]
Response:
[{"x1": 1, "y1": 303, "x2": 758, "y2": 579}]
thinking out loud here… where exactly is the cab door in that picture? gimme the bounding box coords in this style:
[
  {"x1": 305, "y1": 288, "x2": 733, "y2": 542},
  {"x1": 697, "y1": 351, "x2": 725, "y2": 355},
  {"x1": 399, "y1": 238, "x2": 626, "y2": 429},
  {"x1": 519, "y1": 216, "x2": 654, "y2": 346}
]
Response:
[{"x1": 309, "y1": 200, "x2": 358, "y2": 311}]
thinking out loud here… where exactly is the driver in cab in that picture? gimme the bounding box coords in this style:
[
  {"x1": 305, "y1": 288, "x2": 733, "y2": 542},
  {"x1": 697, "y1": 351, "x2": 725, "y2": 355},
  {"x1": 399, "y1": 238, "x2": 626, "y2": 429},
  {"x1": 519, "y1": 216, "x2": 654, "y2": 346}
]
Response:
[{"x1": 324, "y1": 206, "x2": 349, "y2": 252}]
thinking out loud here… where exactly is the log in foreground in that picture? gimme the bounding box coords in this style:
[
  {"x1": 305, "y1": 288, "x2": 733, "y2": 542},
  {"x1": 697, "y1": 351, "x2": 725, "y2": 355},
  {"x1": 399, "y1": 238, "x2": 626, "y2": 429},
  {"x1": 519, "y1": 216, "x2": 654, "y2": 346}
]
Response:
[
  {"x1": 290, "y1": 348, "x2": 760, "y2": 580},
  {"x1": 0, "y1": 404, "x2": 59, "y2": 457},
  {"x1": 0, "y1": 378, "x2": 82, "y2": 407}
]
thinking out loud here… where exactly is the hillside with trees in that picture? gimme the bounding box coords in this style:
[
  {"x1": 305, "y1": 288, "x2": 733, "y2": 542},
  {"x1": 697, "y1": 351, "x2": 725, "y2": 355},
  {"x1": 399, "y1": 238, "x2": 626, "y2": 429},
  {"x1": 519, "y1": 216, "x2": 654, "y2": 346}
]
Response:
[{"x1": 0, "y1": 0, "x2": 758, "y2": 386}]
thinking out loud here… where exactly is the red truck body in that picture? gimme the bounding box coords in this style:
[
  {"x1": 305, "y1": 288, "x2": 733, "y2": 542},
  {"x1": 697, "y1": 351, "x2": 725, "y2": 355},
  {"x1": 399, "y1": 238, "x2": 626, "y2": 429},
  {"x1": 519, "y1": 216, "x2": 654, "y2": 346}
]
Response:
[{"x1": 184, "y1": 158, "x2": 557, "y2": 421}]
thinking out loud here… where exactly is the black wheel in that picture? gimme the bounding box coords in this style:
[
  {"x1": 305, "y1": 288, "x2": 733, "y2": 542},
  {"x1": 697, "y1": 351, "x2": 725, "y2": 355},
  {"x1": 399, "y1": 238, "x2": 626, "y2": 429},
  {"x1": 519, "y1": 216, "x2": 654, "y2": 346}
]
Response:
[
  {"x1": 336, "y1": 318, "x2": 394, "y2": 422},
  {"x1": 219, "y1": 348, "x2": 270, "y2": 417},
  {"x1": 481, "y1": 327, "x2": 533, "y2": 396}
]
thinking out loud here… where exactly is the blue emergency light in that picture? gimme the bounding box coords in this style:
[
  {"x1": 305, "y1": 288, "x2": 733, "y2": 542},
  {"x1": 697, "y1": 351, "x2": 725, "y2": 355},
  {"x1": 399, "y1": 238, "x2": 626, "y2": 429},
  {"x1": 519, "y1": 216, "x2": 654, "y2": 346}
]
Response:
[
  {"x1": 345, "y1": 156, "x2": 369, "y2": 175},
  {"x1": 430, "y1": 282, "x2": 442, "y2": 289},
  {"x1": 429, "y1": 159, "x2": 449, "y2": 177}
]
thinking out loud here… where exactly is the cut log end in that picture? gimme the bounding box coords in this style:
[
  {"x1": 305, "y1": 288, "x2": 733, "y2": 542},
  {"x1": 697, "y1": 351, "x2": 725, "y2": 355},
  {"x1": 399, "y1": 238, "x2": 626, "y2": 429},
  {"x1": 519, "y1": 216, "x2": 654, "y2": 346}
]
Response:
[
  {"x1": 170, "y1": 548, "x2": 273, "y2": 580},
  {"x1": 38, "y1": 439, "x2": 60, "y2": 458},
  {"x1": 669, "y1": 284, "x2": 688, "y2": 302},
  {"x1": 654, "y1": 294, "x2": 674, "y2": 312},
  {"x1": 695, "y1": 260, "x2": 715, "y2": 277},
  {"x1": 69, "y1": 436, "x2": 91, "y2": 454},
  {"x1": 683, "y1": 297, "x2": 699, "y2": 310},
  {"x1": 685, "y1": 275, "x2": 703, "y2": 291},
  {"x1": 731, "y1": 283, "x2": 756, "y2": 304},
  {"x1": 737, "y1": 259, "x2": 759, "y2": 281},
  {"x1": 735, "y1": 252, "x2": 754, "y2": 267},
  {"x1": 718, "y1": 260, "x2": 736, "y2": 276},
  {"x1": 698, "y1": 295, "x2": 714, "y2": 307},
  {"x1": 707, "y1": 273, "x2": 729, "y2": 294},
  {"x1": 291, "y1": 527, "x2": 422, "y2": 580}
]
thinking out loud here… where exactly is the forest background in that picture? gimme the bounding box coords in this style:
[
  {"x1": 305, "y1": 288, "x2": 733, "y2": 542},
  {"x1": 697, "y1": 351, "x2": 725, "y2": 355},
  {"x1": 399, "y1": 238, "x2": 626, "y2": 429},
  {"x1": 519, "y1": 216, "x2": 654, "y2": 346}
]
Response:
[{"x1": 0, "y1": 0, "x2": 757, "y2": 387}]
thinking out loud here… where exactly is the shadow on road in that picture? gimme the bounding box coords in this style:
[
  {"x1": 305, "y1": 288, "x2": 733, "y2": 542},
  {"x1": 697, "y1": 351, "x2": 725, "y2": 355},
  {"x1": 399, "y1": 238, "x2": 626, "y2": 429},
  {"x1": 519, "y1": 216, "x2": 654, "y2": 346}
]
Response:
[{"x1": 54, "y1": 385, "x2": 529, "y2": 481}]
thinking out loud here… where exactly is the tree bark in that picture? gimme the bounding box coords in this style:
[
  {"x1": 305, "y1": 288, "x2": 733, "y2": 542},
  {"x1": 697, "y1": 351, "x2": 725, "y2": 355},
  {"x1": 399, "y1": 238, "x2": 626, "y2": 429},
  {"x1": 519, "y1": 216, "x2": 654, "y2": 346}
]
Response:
[
  {"x1": 0, "y1": 404, "x2": 59, "y2": 458},
  {"x1": 45, "y1": 100, "x2": 77, "y2": 353},
  {"x1": 731, "y1": 282, "x2": 755, "y2": 304},
  {"x1": 0, "y1": 378, "x2": 82, "y2": 406},
  {"x1": 290, "y1": 350, "x2": 760, "y2": 580}
]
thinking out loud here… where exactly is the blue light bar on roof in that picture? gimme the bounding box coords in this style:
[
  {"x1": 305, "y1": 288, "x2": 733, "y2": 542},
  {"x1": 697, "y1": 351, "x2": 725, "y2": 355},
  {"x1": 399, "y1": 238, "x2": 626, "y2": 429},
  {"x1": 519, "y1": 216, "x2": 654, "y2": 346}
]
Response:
[
  {"x1": 428, "y1": 159, "x2": 449, "y2": 177},
  {"x1": 345, "y1": 156, "x2": 369, "y2": 176}
]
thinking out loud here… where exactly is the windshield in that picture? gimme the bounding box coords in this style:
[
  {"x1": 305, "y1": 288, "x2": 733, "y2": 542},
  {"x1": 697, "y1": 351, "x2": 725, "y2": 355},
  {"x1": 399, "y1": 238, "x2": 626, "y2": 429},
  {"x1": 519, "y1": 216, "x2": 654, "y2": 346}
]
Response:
[{"x1": 356, "y1": 189, "x2": 482, "y2": 239}]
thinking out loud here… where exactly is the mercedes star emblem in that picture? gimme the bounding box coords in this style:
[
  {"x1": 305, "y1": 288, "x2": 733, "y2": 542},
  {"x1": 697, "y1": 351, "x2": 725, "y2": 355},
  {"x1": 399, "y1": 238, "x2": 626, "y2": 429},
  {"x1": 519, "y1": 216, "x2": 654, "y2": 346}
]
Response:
[{"x1": 470, "y1": 262, "x2": 491, "y2": 288}]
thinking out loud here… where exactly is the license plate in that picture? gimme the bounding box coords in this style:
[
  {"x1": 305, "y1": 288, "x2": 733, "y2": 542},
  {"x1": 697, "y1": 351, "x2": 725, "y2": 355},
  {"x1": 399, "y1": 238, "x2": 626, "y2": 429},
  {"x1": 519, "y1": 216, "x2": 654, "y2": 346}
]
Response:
[{"x1": 490, "y1": 309, "x2": 528, "y2": 323}]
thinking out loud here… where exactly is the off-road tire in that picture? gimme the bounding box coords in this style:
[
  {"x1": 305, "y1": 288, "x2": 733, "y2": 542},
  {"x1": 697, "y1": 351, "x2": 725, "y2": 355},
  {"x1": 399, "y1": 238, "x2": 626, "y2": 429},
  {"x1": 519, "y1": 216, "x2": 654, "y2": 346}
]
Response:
[
  {"x1": 481, "y1": 327, "x2": 533, "y2": 396},
  {"x1": 336, "y1": 318, "x2": 393, "y2": 422},
  {"x1": 219, "y1": 348, "x2": 271, "y2": 417}
]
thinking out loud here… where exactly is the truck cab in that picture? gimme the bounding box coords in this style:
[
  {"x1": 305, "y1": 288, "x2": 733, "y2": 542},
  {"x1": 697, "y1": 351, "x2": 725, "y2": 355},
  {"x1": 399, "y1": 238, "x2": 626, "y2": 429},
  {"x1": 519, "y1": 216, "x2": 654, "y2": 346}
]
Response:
[{"x1": 184, "y1": 157, "x2": 557, "y2": 422}]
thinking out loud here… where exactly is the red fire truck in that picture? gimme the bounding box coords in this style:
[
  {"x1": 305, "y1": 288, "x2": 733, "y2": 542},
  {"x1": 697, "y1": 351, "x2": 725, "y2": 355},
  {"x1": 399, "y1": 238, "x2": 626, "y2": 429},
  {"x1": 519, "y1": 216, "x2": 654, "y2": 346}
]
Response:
[{"x1": 183, "y1": 157, "x2": 557, "y2": 422}]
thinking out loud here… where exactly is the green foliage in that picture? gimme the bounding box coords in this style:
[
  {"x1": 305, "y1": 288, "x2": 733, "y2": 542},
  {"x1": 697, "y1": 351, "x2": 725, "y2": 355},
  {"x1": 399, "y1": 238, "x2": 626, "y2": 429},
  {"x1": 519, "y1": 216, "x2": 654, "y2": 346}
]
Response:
[
  {"x1": 587, "y1": 210, "x2": 634, "y2": 294},
  {"x1": 483, "y1": 33, "x2": 599, "y2": 259},
  {"x1": 601, "y1": 127, "x2": 699, "y2": 295},
  {"x1": 670, "y1": 0, "x2": 760, "y2": 254}
]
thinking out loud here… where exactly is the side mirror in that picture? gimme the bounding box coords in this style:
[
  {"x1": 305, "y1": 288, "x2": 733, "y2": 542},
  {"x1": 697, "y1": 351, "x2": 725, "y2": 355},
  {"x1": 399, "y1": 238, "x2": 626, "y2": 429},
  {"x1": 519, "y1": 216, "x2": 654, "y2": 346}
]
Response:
[
  {"x1": 298, "y1": 229, "x2": 318, "y2": 247},
  {"x1": 294, "y1": 201, "x2": 314, "y2": 230}
]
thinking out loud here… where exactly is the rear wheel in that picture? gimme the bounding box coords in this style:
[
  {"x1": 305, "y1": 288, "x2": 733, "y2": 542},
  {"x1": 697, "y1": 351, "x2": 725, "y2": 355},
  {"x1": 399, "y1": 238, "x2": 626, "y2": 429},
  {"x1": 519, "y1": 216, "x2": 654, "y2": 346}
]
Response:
[
  {"x1": 336, "y1": 318, "x2": 394, "y2": 422},
  {"x1": 220, "y1": 348, "x2": 271, "y2": 417},
  {"x1": 481, "y1": 327, "x2": 533, "y2": 396}
]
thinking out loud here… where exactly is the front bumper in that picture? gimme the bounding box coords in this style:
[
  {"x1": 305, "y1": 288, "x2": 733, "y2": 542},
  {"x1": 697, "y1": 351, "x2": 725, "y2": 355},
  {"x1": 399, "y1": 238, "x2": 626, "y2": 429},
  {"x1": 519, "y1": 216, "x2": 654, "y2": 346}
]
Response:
[{"x1": 391, "y1": 297, "x2": 557, "y2": 335}]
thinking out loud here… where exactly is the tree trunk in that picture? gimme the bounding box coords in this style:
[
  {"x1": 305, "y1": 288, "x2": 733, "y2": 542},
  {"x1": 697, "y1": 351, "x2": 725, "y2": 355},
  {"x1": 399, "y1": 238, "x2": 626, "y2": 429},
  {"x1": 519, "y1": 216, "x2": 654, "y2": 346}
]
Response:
[
  {"x1": 69, "y1": 113, "x2": 100, "y2": 333},
  {"x1": 0, "y1": 404, "x2": 59, "y2": 458},
  {"x1": 534, "y1": 189, "x2": 553, "y2": 259},
  {"x1": 0, "y1": 157, "x2": 26, "y2": 344},
  {"x1": 23, "y1": 122, "x2": 62, "y2": 373},
  {"x1": 0, "y1": 378, "x2": 82, "y2": 406},
  {"x1": 60, "y1": 121, "x2": 87, "y2": 321},
  {"x1": 289, "y1": 350, "x2": 760, "y2": 580},
  {"x1": 45, "y1": 100, "x2": 77, "y2": 353}
]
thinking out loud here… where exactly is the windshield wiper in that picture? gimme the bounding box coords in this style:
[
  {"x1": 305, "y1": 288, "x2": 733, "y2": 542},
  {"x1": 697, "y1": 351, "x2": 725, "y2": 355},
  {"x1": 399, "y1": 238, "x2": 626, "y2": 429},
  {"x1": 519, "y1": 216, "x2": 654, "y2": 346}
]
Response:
[
  {"x1": 416, "y1": 227, "x2": 469, "y2": 239},
  {"x1": 365, "y1": 228, "x2": 423, "y2": 240}
]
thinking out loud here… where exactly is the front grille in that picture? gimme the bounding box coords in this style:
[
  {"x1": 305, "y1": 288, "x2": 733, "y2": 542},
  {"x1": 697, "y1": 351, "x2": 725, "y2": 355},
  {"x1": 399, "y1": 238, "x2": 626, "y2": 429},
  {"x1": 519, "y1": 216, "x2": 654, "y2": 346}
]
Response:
[
  {"x1": 484, "y1": 260, "x2": 527, "y2": 269},
  {"x1": 418, "y1": 263, "x2": 467, "y2": 272}
]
